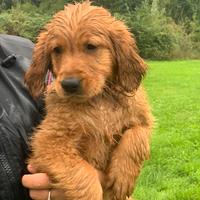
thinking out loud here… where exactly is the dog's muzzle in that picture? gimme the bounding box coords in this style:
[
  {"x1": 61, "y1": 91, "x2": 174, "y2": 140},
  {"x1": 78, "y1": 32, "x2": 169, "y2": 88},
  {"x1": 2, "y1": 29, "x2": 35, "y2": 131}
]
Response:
[{"x1": 61, "y1": 77, "x2": 81, "y2": 94}]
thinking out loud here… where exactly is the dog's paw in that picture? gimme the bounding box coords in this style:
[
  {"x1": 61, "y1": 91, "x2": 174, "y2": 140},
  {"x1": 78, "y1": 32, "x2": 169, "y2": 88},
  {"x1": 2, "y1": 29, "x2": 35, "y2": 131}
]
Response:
[
  {"x1": 106, "y1": 174, "x2": 132, "y2": 200},
  {"x1": 106, "y1": 158, "x2": 138, "y2": 200}
]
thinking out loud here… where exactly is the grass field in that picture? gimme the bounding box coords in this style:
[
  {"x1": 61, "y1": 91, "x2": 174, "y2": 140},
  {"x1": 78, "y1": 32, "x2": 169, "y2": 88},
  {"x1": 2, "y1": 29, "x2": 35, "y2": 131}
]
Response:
[{"x1": 134, "y1": 60, "x2": 200, "y2": 200}]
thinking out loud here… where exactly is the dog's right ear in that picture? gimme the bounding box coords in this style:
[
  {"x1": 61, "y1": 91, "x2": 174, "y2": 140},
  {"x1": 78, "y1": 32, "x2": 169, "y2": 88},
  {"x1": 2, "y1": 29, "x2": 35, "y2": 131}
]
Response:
[{"x1": 24, "y1": 31, "x2": 50, "y2": 99}]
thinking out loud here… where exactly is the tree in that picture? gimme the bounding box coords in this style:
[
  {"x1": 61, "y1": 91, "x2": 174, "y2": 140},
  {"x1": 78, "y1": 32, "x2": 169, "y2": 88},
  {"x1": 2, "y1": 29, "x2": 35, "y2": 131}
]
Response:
[{"x1": 164, "y1": 0, "x2": 200, "y2": 23}]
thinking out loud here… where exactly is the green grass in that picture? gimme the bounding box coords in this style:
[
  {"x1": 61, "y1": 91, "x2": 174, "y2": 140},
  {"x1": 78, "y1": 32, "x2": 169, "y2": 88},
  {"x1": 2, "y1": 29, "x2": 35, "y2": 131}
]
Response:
[{"x1": 134, "y1": 60, "x2": 200, "y2": 200}]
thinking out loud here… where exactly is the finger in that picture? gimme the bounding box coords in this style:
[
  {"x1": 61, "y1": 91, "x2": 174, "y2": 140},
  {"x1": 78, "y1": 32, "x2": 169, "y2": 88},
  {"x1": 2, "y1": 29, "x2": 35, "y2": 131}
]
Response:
[
  {"x1": 22, "y1": 173, "x2": 50, "y2": 190},
  {"x1": 29, "y1": 189, "x2": 65, "y2": 200},
  {"x1": 29, "y1": 189, "x2": 49, "y2": 200},
  {"x1": 27, "y1": 164, "x2": 37, "y2": 174}
]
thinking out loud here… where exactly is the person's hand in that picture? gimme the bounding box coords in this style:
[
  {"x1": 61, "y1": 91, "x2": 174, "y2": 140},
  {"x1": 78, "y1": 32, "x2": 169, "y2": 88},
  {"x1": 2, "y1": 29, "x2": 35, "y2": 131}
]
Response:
[
  {"x1": 22, "y1": 165, "x2": 106, "y2": 199},
  {"x1": 22, "y1": 165, "x2": 65, "y2": 200}
]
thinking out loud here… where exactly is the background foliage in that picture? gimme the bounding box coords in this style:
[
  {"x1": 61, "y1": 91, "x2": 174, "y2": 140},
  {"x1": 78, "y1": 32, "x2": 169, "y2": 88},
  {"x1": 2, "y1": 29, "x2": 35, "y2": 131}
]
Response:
[{"x1": 0, "y1": 0, "x2": 199, "y2": 59}]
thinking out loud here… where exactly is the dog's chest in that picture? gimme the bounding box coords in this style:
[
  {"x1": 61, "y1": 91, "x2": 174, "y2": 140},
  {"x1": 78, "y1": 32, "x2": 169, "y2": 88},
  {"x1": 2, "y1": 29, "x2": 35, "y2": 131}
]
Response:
[
  {"x1": 48, "y1": 98, "x2": 131, "y2": 171},
  {"x1": 72, "y1": 102, "x2": 129, "y2": 170}
]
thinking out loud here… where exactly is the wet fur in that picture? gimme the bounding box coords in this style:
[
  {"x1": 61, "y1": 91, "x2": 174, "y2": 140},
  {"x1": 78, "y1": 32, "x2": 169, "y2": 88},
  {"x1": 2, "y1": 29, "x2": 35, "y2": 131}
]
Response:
[{"x1": 25, "y1": 1, "x2": 153, "y2": 200}]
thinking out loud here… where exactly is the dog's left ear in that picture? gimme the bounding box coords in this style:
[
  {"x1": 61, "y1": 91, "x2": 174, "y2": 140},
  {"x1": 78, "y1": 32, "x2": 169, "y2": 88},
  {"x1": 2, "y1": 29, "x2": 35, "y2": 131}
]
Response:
[
  {"x1": 110, "y1": 21, "x2": 147, "y2": 92},
  {"x1": 24, "y1": 31, "x2": 51, "y2": 99}
]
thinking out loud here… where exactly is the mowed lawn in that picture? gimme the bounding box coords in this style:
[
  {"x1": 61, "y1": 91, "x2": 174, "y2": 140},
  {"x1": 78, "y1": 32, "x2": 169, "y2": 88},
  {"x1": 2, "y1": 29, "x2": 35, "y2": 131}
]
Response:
[{"x1": 134, "y1": 60, "x2": 200, "y2": 200}]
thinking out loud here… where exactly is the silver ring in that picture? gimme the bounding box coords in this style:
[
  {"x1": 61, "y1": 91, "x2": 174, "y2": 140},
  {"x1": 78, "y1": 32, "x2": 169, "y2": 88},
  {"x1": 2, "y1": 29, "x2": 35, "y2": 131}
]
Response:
[{"x1": 48, "y1": 190, "x2": 51, "y2": 200}]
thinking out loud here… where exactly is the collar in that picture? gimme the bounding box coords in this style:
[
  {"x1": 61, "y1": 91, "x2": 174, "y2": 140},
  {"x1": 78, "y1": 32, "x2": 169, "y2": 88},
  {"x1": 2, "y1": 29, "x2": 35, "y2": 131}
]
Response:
[{"x1": 45, "y1": 70, "x2": 54, "y2": 85}]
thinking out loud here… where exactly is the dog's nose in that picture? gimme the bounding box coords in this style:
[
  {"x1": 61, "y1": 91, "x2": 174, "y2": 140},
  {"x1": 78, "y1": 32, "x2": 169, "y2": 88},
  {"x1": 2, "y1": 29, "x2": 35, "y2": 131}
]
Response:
[{"x1": 61, "y1": 78, "x2": 81, "y2": 94}]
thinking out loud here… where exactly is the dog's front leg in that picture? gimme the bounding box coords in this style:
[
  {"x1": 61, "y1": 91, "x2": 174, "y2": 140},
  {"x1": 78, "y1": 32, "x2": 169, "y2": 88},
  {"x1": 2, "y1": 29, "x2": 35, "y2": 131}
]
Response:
[
  {"x1": 29, "y1": 136, "x2": 103, "y2": 200},
  {"x1": 55, "y1": 157, "x2": 103, "y2": 200},
  {"x1": 106, "y1": 126, "x2": 151, "y2": 200}
]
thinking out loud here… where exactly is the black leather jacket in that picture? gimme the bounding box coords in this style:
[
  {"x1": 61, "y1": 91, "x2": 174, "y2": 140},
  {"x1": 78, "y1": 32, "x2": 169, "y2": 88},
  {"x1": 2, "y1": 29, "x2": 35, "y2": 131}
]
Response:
[{"x1": 0, "y1": 35, "x2": 41, "y2": 200}]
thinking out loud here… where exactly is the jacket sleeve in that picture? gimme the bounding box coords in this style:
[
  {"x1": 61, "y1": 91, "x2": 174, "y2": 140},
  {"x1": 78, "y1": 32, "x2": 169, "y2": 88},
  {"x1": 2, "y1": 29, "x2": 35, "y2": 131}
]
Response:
[{"x1": 0, "y1": 34, "x2": 42, "y2": 200}]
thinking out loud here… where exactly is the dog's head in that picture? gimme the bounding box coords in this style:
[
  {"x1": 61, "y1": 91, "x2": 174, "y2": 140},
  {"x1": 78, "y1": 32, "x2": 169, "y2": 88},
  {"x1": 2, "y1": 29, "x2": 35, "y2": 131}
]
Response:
[{"x1": 25, "y1": 1, "x2": 146, "y2": 100}]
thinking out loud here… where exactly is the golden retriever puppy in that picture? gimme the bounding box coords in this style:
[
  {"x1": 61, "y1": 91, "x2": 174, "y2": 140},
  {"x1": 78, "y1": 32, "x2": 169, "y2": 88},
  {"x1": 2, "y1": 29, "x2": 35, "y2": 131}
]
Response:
[{"x1": 24, "y1": 1, "x2": 153, "y2": 200}]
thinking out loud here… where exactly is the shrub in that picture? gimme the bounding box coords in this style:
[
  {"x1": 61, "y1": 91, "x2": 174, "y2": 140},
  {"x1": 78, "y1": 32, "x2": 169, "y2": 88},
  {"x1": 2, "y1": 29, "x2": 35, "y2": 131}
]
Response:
[
  {"x1": 187, "y1": 19, "x2": 200, "y2": 58},
  {"x1": 116, "y1": 1, "x2": 198, "y2": 60},
  {"x1": 0, "y1": 1, "x2": 199, "y2": 59},
  {"x1": 119, "y1": 3, "x2": 178, "y2": 59},
  {"x1": 0, "y1": 3, "x2": 50, "y2": 41}
]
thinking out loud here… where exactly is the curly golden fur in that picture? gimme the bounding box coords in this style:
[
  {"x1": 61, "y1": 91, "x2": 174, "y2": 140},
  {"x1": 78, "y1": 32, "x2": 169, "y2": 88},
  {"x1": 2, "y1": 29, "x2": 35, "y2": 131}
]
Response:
[{"x1": 24, "y1": 1, "x2": 153, "y2": 200}]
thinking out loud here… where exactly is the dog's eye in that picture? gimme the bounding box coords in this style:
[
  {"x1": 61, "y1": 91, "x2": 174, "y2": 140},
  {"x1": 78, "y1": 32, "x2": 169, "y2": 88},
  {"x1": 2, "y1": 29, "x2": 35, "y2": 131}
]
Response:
[
  {"x1": 53, "y1": 47, "x2": 62, "y2": 54},
  {"x1": 85, "y1": 43, "x2": 97, "y2": 51}
]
